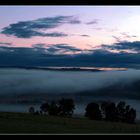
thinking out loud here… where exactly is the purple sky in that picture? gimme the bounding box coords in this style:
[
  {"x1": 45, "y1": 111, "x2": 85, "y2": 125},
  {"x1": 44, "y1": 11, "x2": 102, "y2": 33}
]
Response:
[{"x1": 0, "y1": 6, "x2": 140, "y2": 52}]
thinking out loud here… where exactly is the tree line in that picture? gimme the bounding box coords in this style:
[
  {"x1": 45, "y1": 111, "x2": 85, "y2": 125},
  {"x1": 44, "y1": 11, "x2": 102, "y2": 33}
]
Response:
[
  {"x1": 29, "y1": 98, "x2": 136, "y2": 124},
  {"x1": 85, "y1": 101, "x2": 136, "y2": 123},
  {"x1": 29, "y1": 98, "x2": 75, "y2": 117}
]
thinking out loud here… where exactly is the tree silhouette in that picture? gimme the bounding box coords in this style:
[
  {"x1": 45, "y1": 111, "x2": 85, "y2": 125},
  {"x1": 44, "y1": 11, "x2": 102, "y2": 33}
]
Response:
[
  {"x1": 105, "y1": 103, "x2": 117, "y2": 121},
  {"x1": 40, "y1": 102, "x2": 50, "y2": 114},
  {"x1": 117, "y1": 101, "x2": 126, "y2": 122},
  {"x1": 58, "y1": 98, "x2": 75, "y2": 117},
  {"x1": 102, "y1": 102, "x2": 118, "y2": 121},
  {"x1": 29, "y1": 106, "x2": 35, "y2": 114},
  {"x1": 85, "y1": 102, "x2": 102, "y2": 120},
  {"x1": 40, "y1": 98, "x2": 75, "y2": 117},
  {"x1": 87, "y1": 101, "x2": 136, "y2": 123},
  {"x1": 124, "y1": 105, "x2": 130, "y2": 122},
  {"x1": 34, "y1": 110, "x2": 40, "y2": 115},
  {"x1": 48, "y1": 101, "x2": 59, "y2": 116},
  {"x1": 125, "y1": 107, "x2": 136, "y2": 123},
  {"x1": 101, "y1": 101, "x2": 111, "y2": 119},
  {"x1": 38, "y1": 99, "x2": 136, "y2": 123}
]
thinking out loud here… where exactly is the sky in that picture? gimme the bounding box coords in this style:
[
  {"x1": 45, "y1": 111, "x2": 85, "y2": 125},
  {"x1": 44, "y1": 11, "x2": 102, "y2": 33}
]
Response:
[{"x1": 1, "y1": 6, "x2": 140, "y2": 67}]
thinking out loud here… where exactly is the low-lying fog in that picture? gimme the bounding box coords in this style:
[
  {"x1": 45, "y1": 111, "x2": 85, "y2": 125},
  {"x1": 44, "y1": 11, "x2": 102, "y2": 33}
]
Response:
[
  {"x1": 0, "y1": 68, "x2": 140, "y2": 96},
  {"x1": 0, "y1": 68, "x2": 140, "y2": 119}
]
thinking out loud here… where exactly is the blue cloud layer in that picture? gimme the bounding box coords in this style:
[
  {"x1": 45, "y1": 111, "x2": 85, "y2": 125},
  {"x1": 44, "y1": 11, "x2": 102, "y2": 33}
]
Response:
[
  {"x1": 1, "y1": 16, "x2": 81, "y2": 38},
  {"x1": 0, "y1": 41, "x2": 140, "y2": 68},
  {"x1": 0, "y1": 42, "x2": 12, "y2": 46},
  {"x1": 86, "y1": 19, "x2": 99, "y2": 25},
  {"x1": 103, "y1": 41, "x2": 140, "y2": 52}
]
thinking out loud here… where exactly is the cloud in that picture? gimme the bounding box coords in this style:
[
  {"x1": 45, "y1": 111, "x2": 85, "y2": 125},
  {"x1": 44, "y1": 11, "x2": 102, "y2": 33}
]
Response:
[
  {"x1": 32, "y1": 43, "x2": 46, "y2": 48},
  {"x1": 0, "y1": 46, "x2": 11, "y2": 52},
  {"x1": 112, "y1": 33, "x2": 137, "y2": 43},
  {"x1": 2, "y1": 30, "x2": 68, "y2": 38},
  {"x1": 120, "y1": 32, "x2": 137, "y2": 38},
  {"x1": 44, "y1": 32, "x2": 68, "y2": 37},
  {"x1": 50, "y1": 44, "x2": 82, "y2": 52},
  {"x1": 1, "y1": 16, "x2": 81, "y2": 38},
  {"x1": 93, "y1": 27, "x2": 103, "y2": 30},
  {"x1": 0, "y1": 44, "x2": 83, "y2": 67},
  {"x1": 80, "y1": 34, "x2": 90, "y2": 37},
  {"x1": 74, "y1": 49, "x2": 140, "y2": 68},
  {"x1": 32, "y1": 43, "x2": 82, "y2": 55},
  {"x1": 1, "y1": 41, "x2": 140, "y2": 68},
  {"x1": 0, "y1": 42, "x2": 12, "y2": 46},
  {"x1": 106, "y1": 28, "x2": 118, "y2": 32},
  {"x1": 93, "y1": 27, "x2": 118, "y2": 33},
  {"x1": 103, "y1": 41, "x2": 140, "y2": 52},
  {"x1": 86, "y1": 19, "x2": 99, "y2": 25},
  {"x1": 112, "y1": 35, "x2": 122, "y2": 42}
]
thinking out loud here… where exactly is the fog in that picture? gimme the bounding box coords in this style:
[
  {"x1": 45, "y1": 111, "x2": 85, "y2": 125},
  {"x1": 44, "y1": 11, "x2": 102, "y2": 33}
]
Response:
[{"x1": 0, "y1": 68, "x2": 140, "y2": 97}]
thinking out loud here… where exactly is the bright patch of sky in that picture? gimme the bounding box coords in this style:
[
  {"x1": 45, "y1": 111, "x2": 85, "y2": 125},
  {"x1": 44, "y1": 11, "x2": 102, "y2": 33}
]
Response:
[{"x1": 0, "y1": 6, "x2": 140, "y2": 53}]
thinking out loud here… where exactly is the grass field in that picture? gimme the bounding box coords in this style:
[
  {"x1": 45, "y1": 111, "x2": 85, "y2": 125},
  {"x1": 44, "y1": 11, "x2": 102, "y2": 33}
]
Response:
[{"x1": 0, "y1": 112, "x2": 140, "y2": 134}]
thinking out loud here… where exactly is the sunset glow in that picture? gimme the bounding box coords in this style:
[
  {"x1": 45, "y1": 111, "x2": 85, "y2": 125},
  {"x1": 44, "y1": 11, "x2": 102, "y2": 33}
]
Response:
[
  {"x1": 0, "y1": 6, "x2": 140, "y2": 52},
  {"x1": 0, "y1": 6, "x2": 140, "y2": 67}
]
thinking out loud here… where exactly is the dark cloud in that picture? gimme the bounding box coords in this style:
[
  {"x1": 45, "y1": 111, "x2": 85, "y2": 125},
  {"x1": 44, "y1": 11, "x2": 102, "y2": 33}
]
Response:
[
  {"x1": 112, "y1": 33, "x2": 137, "y2": 43},
  {"x1": 50, "y1": 44, "x2": 82, "y2": 53},
  {"x1": 103, "y1": 41, "x2": 140, "y2": 52},
  {"x1": 0, "y1": 46, "x2": 14, "y2": 52},
  {"x1": 32, "y1": 43, "x2": 46, "y2": 48},
  {"x1": 132, "y1": 35, "x2": 137, "y2": 37},
  {"x1": 32, "y1": 43, "x2": 82, "y2": 55},
  {"x1": 80, "y1": 34, "x2": 90, "y2": 37},
  {"x1": 1, "y1": 41, "x2": 140, "y2": 68},
  {"x1": 1, "y1": 16, "x2": 81, "y2": 38},
  {"x1": 33, "y1": 44, "x2": 81, "y2": 55},
  {"x1": 45, "y1": 32, "x2": 68, "y2": 37},
  {"x1": 0, "y1": 42, "x2": 12, "y2": 46},
  {"x1": 120, "y1": 32, "x2": 137, "y2": 39},
  {"x1": 86, "y1": 19, "x2": 99, "y2": 25},
  {"x1": 2, "y1": 30, "x2": 68, "y2": 38},
  {"x1": 112, "y1": 35, "x2": 122, "y2": 42},
  {"x1": 74, "y1": 49, "x2": 140, "y2": 68}
]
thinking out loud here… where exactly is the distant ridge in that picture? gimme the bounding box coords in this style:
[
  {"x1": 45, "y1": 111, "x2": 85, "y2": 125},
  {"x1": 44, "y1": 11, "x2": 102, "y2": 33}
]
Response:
[{"x1": 0, "y1": 66, "x2": 128, "y2": 72}]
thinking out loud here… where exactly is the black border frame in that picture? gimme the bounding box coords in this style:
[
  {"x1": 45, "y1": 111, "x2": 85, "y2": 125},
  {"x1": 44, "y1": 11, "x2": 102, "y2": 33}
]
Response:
[{"x1": 0, "y1": 0, "x2": 140, "y2": 5}]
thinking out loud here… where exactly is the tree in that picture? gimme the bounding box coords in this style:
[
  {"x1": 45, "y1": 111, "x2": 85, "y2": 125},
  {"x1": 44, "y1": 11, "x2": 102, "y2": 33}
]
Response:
[
  {"x1": 104, "y1": 102, "x2": 117, "y2": 121},
  {"x1": 85, "y1": 102, "x2": 102, "y2": 120},
  {"x1": 29, "y1": 106, "x2": 35, "y2": 114},
  {"x1": 117, "y1": 101, "x2": 126, "y2": 122},
  {"x1": 101, "y1": 101, "x2": 110, "y2": 119},
  {"x1": 34, "y1": 110, "x2": 40, "y2": 115},
  {"x1": 48, "y1": 101, "x2": 59, "y2": 116},
  {"x1": 124, "y1": 105, "x2": 130, "y2": 122},
  {"x1": 40, "y1": 102, "x2": 50, "y2": 114},
  {"x1": 86, "y1": 101, "x2": 136, "y2": 123},
  {"x1": 40, "y1": 98, "x2": 75, "y2": 117},
  {"x1": 58, "y1": 98, "x2": 75, "y2": 117},
  {"x1": 125, "y1": 108, "x2": 136, "y2": 123}
]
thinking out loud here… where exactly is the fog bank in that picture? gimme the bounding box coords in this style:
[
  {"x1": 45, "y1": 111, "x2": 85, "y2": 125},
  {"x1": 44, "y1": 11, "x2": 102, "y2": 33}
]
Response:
[{"x1": 0, "y1": 68, "x2": 140, "y2": 97}]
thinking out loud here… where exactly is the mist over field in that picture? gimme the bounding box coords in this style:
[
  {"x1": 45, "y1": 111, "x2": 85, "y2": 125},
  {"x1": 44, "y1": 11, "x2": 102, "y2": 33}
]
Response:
[
  {"x1": 0, "y1": 68, "x2": 140, "y2": 99},
  {"x1": 0, "y1": 68, "x2": 140, "y2": 119}
]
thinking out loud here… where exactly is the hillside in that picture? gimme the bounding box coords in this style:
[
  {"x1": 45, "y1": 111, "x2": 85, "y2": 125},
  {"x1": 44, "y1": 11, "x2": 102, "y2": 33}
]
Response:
[{"x1": 0, "y1": 112, "x2": 140, "y2": 134}]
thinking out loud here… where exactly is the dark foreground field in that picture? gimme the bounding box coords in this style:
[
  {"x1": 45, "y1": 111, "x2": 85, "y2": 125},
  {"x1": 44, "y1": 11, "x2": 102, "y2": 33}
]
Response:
[{"x1": 0, "y1": 112, "x2": 140, "y2": 134}]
